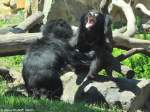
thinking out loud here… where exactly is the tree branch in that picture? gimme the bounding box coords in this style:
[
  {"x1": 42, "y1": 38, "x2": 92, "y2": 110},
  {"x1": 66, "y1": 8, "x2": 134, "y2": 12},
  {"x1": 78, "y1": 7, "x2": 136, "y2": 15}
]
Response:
[
  {"x1": 136, "y1": 3, "x2": 150, "y2": 16},
  {"x1": 0, "y1": 11, "x2": 44, "y2": 34},
  {"x1": 114, "y1": 35, "x2": 150, "y2": 48},
  {"x1": 112, "y1": 0, "x2": 136, "y2": 37},
  {"x1": 116, "y1": 48, "x2": 150, "y2": 61},
  {"x1": 15, "y1": 11, "x2": 44, "y2": 32}
]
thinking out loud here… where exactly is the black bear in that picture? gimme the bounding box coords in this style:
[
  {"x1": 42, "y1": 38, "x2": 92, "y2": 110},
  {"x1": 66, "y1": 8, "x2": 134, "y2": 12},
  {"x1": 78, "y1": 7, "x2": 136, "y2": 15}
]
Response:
[
  {"x1": 76, "y1": 10, "x2": 122, "y2": 79},
  {"x1": 22, "y1": 19, "x2": 74, "y2": 99}
]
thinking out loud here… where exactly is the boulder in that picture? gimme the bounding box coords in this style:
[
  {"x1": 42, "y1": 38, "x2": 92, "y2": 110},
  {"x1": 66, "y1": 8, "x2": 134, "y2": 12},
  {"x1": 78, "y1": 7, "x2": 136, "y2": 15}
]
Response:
[
  {"x1": 61, "y1": 72, "x2": 150, "y2": 111},
  {"x1": 44, "y1": 0, "x2": 150, "y2": 25}
]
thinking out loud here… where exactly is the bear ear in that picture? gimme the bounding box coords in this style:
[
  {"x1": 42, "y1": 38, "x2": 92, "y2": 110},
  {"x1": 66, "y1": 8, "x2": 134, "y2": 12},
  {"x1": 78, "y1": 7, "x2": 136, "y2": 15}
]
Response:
[
  {"x1": 79, "y1": 13, "x2": 88, "y2": 31},
  {"x1": 80, "y1": 13, "x2": 87, "y2": 25}
]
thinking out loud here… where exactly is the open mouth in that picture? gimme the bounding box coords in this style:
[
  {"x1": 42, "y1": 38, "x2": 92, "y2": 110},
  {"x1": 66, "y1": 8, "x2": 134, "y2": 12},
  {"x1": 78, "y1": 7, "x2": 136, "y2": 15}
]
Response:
[{"x1": 85, "y1": 16, "x2": 95, "y2": 29}]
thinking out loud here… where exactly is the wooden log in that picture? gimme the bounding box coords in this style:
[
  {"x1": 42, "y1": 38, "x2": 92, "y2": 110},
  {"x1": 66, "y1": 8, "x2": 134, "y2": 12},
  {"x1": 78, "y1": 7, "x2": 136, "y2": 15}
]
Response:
[
  {"x1": 0, "y1": 11, "x2": 44, "y2": 34},
  {"x1": 0, "y1": 33, "x2": 42, "y2": 56},
  {"x1": 113, "y1": 34, "x2": 150, "y2": 48},
  {"x1": 16, "y1": 11, "x2": 44, "y2": 32},
  {"x1": 0, "y1": 27, "x2": 150, "y2": 56}
]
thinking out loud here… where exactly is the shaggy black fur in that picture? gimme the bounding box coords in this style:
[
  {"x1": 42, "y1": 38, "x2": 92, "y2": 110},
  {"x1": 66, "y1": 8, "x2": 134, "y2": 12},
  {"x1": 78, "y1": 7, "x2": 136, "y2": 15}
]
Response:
[
  {"x1": 22, "y1": 19, "x2": 74, "y2": 99},
  {"x1": 76, "y1": 10, "x2": 121, "y2": 79}
]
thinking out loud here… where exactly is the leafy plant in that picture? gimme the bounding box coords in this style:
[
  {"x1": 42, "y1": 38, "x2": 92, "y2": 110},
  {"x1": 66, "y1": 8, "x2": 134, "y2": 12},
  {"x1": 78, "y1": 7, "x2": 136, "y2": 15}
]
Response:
[{"x1": 113, "y1": 48, "x2": 150, "y2": 79}]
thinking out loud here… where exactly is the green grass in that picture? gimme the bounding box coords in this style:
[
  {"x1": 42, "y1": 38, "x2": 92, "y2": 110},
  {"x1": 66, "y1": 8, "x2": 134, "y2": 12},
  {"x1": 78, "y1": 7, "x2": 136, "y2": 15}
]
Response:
[
  {"x1": 0, "y1": 95, "x2": 122, "y2": 112},
  {"x1": 0, "y1": 55, "x2": 122, "y2": 111},
  {"x1": 0, "y1": 55, "x2": 24, "y2": 71}
]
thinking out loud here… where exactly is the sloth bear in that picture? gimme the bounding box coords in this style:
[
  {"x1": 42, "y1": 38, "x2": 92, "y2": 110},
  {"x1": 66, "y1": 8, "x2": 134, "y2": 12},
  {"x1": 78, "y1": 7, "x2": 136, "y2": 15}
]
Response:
[
  {"x1": 22, "y1": 19, "x2": 74, "y2": 99},
  {"x1": 76, "y1": 10, "x2": 122, "y2": 79}
]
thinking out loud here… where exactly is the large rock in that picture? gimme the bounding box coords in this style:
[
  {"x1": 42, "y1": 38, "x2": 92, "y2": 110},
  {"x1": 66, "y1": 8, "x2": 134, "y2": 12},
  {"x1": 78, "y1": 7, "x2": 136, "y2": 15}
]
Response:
[
  {"x1": 45, "y1": 0, "x2": 150, "y2": 25},
  {"x1": 61, "y1": 72, "x2": 150, "y2": 111}
]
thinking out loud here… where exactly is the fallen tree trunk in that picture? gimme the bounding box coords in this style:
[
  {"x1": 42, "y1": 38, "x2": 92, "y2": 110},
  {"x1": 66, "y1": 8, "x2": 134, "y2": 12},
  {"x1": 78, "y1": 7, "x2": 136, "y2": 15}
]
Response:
[
  {"x1": 61, "y1": 72, "x2": 150, "y2": 111},
  {"x1": 114, "y1": 35, "x2": 150, "y2": 49},
  {"x1": 0, "y1": 30, "x2": 150, "y2": 56},
  {"x1": 16, "y1": 11, "x2": 44, "y2": 32},
  {"x1": 1, "y1": 23, "x2": 150, "y2": 56},
  {"x1": 0, "y1": 33, "x2": 42, "y2": 56}
]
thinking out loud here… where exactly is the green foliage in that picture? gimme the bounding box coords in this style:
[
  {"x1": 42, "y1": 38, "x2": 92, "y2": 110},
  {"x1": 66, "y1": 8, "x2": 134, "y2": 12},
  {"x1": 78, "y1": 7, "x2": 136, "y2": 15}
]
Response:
[
  {"x1": 113, "y1": 48, "x2": 150, "y2": 79},
  {"x1": 134, "y1": 33, "x2": 150, "y2": 40},
  {"x1": 0, "y1": 15, "x2": 23, "y2": 27},
  {"x1": 112, "y1": 34, "x2": 150, "y2": 79},
  {"x1": 0, "y1": 55, "x2": 24, "y2": 71},
  {"x1": 130, "y1": 54, "x2": 150, "y2": 78}
]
